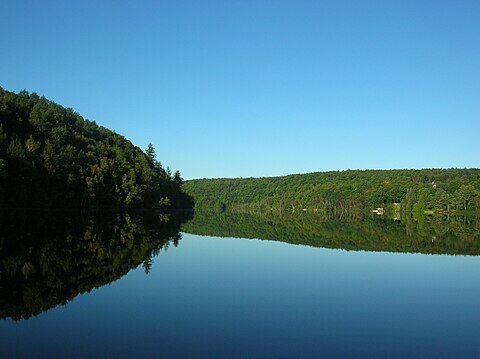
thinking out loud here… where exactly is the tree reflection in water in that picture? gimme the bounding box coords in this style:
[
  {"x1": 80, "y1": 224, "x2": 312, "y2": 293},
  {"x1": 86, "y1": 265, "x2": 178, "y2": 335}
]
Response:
[
  {"x1": 0, "y1": 210, "x2": 192, "y2": 321},
  {"x1": 182, "y1": 211, "x2": 480, "y2": 255}
]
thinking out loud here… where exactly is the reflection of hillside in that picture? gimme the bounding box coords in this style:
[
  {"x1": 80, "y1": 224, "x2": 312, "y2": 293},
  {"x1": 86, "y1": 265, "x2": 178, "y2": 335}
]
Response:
[
  {"x1": 0, "y1": 210, "x2": 192, "y2": 321},
  {"x1": 182, "y1": 211, "x2": 480, "y2": 256}
]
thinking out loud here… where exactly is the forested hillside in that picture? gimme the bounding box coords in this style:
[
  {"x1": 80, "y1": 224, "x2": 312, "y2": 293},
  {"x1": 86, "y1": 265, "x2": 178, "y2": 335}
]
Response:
[
  {"x1": 183, "y1": 169, "x2": 480, "y2": 214},
  {"x1": 0, "y1": 88, "x2": 193, "y2": 209}
]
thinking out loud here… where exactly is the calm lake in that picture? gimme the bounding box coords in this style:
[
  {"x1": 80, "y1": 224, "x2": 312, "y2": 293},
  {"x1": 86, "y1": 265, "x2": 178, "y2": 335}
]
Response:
[{"x1": 1, "y1": 211, "x2": 479, "y2": 358}]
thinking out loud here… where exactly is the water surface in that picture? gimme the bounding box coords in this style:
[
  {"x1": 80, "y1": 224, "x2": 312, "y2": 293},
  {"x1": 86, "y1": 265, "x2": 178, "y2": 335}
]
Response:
[{"x1": 1, "y1": 211, "x2": 479, "y2": 358}]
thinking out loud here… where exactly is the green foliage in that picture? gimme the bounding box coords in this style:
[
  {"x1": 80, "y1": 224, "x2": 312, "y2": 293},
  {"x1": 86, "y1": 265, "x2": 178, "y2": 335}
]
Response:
[
  {"x1": 0, "y1": 87, "x2": 193, "y2": 209},
  {"x1": 173, "y1": 170, "x2": 183, "y2": 185},
  {"x1": 145, "y1": 143, "x2": 156, "y2": 167},
  {"x1": 432, "y1": 189, "x2": 450, "y2": 211},
  {"x1": 0, "y1": 124, "x2": 7, "y2": 146},
  {"x1": 183, "y1": 169, "x2": 480, "y2": 214},
  {"x1": 158, "y1": 197, "x2": 172, "y2": 207},
  {"x1": 450, "y1": 185, "x2": 478, "y2": 211}
]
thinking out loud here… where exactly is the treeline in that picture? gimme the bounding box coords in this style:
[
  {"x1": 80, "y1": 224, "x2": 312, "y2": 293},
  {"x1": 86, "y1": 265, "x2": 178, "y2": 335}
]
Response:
[
  {"x1": 0, "y1": 87, "x2": 193, "y2": 209},
  {"x1": 182, "y1": 169, "x2": 480, "y2": 214},
  {"x1": 182, "y1": 211, "x2": 480, "y2": 256},
  {"x1": 0, "y1": 210, "x2": 192, "y2": 320}
]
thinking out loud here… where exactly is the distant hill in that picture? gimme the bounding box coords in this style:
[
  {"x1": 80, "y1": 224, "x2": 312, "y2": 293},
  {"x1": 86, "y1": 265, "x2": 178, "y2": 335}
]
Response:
[
  {"x1": 183, "y1": 169, "x2": 480, "y2": 213},
  {"x1": 0, "y1": 87, "x2": 193, "y2": 209}
]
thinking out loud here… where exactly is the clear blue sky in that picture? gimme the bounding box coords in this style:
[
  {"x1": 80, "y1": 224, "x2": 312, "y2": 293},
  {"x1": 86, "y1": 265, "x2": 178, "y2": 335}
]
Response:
[{"x1": 1, "y1": 0, "x2": 479, "y2": 179}]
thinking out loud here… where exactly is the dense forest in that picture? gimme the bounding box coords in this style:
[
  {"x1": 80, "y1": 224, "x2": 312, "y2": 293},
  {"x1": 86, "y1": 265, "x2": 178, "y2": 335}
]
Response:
[
  {"x1": 0, "y1": 87, "x2": 193, "y2": 209},
  {"x1": 0, "y1": 210, "x2": 192, "y2": 320},
  {"x1": 183, "y1": 169, "x2": 480, "y2": 214},
  {"x1": 182, "y1": 211, "x2": 480, "y2": 256}
]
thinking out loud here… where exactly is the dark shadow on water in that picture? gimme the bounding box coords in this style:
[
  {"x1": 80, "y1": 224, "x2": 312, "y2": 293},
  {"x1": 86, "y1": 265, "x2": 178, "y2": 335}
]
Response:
[{"x1": 0, "y1": 209, "x2": 192, "y2": 321}]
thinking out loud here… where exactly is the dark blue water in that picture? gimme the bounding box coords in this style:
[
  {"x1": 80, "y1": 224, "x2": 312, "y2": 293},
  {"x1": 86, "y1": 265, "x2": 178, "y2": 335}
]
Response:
[{"x1": 2, "y1": 231, "x2": 480, "y2": 358}]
